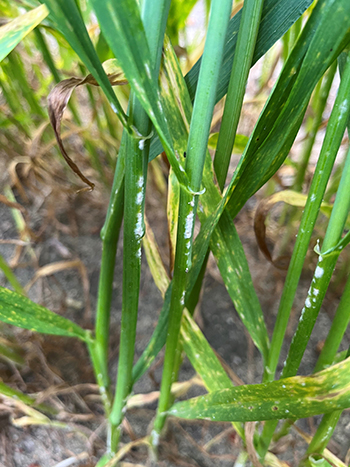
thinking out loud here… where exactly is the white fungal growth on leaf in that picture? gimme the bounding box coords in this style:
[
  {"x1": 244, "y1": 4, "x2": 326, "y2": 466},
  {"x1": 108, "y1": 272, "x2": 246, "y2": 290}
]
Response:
[
  {"x1": 315, "y1": 265, "x2": 324, "y2": 278},
  {"x1": 184, "y1": 211, "x2": 194, "y2": 239},
  {"x1": 135, "y1": 212, "x2": 143, "y2": 237}
]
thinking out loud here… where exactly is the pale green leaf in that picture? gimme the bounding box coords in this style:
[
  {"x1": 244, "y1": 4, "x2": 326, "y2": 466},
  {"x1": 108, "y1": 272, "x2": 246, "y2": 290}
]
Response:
[
  {"x1": 169, "y1": 358, "x2": 350, "y2": 422},
  {"x1": 0, "y1": 287, "x2": 90, "y2": 341},
  {"x1": 0, "y1": 4, "x2": 48, "y2": 62}
]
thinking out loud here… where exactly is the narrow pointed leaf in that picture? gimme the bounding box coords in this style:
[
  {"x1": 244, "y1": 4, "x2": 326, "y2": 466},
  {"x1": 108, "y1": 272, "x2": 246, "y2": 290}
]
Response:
[
  {"x1": 0, "y1": 287, "x2": 90, "y2": 341},
  {"x1": 149, "y1": 0, "x2": 313, "y2": 161},
  {"x1": 0, "y1": 4, "x2": 48, "y2": 62},
  {"x1": 163, "y1": 35, "x2": 270, "y2": 360},
  {"x1": 169, "y1": 358, "x2": 350, "y2": 422},
  {"x1": 226, "y1": 0, "x2": 350, "y2": 218}
]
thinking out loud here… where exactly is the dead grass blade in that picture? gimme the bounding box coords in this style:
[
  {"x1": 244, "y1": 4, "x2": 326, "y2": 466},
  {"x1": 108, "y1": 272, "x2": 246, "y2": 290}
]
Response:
[
  {"x1": 245, "y1": 422, "x2": 264, "y2": 467},
  {"x1": 24, "y1": 259, "x2": 91, "y2": 320},
  {"x1": 48, "y1": 62, "x2": 127, "y2": 191},
  {"x1": 0, "y1": 194, "x2": 26, "y2": 213}
]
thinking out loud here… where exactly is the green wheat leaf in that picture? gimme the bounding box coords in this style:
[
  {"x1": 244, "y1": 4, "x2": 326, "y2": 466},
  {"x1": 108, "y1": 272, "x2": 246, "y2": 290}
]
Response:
[
  {"x1": 169, "y1": 358, "x2": 350, "y2": 422},
  {"x1": 149, "y1": 0, "x2": 313, "y2": 161},
  {"x1": 0, "y1": 287, "x2": 90, "y2": 341},
  {"x1": 90, "y1": 0, "x2": 190, "y2": 191},
  {"x1": 0, "y1": 4, "x2": 48, "y2": 62}
]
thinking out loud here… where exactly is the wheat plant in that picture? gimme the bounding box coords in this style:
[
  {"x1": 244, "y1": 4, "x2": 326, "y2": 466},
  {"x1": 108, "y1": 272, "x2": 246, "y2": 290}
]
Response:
[{"x1": 1, "y1": 0, "x2": 350, "y2": 466}]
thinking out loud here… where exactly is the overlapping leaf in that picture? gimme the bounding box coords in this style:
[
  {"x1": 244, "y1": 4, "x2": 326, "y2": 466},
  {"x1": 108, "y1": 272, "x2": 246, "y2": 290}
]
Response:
[
  {"x1": 225, "y1": 0, "x2": 350, "y2": 218},
  {"x1": 132, "y1": 36, "x2": 270, "y2": 382},
  {"x1": 89, "y1": 0, "x2": 190, "y2": 191},
  {"x1": 149, "y1": 0, "x2": 313, "y2": 160},
  {"x1": 181, "y1": 309, "x2": 244, "y2": 438}
]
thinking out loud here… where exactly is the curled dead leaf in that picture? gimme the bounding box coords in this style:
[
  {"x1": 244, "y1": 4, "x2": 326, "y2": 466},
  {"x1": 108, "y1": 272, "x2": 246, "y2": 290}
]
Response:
[{"x1": 48, "y1": 59, "x2": 128, "y2": 191}]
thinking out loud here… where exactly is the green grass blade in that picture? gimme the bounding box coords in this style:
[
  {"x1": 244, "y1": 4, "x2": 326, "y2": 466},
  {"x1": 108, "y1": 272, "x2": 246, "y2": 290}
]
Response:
[
  {"x1": 168, "y1": 358, "x2": 350, "y2": 422},
  {"x1": 34, "y1": 27, "x2": 60, "y2": 83},
  {"x1": 225, "y1": 0, "x2": 350, "y2": 218},
  {"x1": 257, "y1": 49, "x2": 350, "y2": 459},
  {"x1": 186, "y1": 0, "x2": 313, "y2": 104},
  {"x1": 181, "y1": 309, "x2": 244, "y2": 439},
  {"x1": 149, "y1": 0, "x2": 313, "y2": 161},
  {"x1": 293, "y1": 62, "x2": 337, "y2": 192},
  {"x1": 153, "y1": 1, "x2": 236, "y2": 439},
  {"x1": 265, "y1": 32, "x2": 350, "y2": 382},
  {"x1": 102, "y1": 1, "x2": 172, "y2": 455},
  {"x1": 0, "y1": 287, "x2": 90, "y2": 341},
  {"x1": 0, "y1": 381, "x2": 56, "y2": 415},
  {"x1": 132, "y1": 33, "x2": 270, "y2": 383},
  {"x1": 0, "y1": 254, "x2": 25, "y2": 296},
  {"x1": 214, "y1": 0, "x2": 264, "y2": 190},
  {"x1": 90, "y1": 0, "x2": 190, "y2": 192},
  {"x1": 315, "y1": 273, "x2": 350, "y2": 373},
  {"x1": 0, "y1": 4, "x2": 48, "y2": 62}
]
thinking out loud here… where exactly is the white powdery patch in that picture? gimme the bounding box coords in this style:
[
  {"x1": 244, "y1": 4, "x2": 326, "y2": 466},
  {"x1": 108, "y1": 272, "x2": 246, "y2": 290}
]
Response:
[
  {"x1": 135, "y1": 176, "x2": 144, "y2": 206},
  {"x1": 299, "y1": 307, "x2": 306, "y2": 322},
  {"x1": 339, "y1": 99, "x2": 349, "y2": 121},
  {"x1": 315, "y1": 265, "x2": 324, "y2": 278},
  {"x1": 188, "y1": 198, "x2": 195, "y2": 207},
  {"x1": 180, "y1": 291, "x2": 185, "y2": 305},
  {"x1": 305, "y1": 297, "x2": 311, "y2": 308},
  {"x1": 137, "y1": 175, "x2": 144, "y2": 188},
  {"x1": 138, "y1": 139, "x2": 145, "y2": 151},
  {"x1": 134, "y1": 212, "x2": 143, "y2": 237},
  {"x1": 184, "y1": 211, "x2": 194, "y2": 239},
  {"x1": 136, "y1": 191, "x2": 143, "y2": 205},
  {"x1": 313, "y1": 288, "x2": 319, "y2": 296},
  {"x1": 310, "y1": 193, "x2": 316, "y2": 202},
  {"x1": 132, "y1": 78, "x2": 143, "y2": 95},
  {"x1": 151, "y1": 430, "x2": 160, "y2": 447}
]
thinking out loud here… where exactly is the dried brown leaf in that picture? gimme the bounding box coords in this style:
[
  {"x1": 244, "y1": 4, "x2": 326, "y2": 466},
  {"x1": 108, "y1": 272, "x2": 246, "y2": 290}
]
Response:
[
  {"x1": 48, "y1": 61, "x2": 127, "y2": 191},
  {"x1": 0, "y1": 194, "x2": 27, "y2": 214},
  {"x1": 245, "y1": 422, "x2": 264, "y2": 467}
]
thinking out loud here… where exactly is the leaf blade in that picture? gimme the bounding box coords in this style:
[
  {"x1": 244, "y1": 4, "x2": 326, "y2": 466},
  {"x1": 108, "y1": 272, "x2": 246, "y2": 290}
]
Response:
[
  {"x1": 169, "y1": 358, "x2": 350, "y2": 422},
  {"x1": 0, "y1": 4, "x2": 48, "y2": 62},
  {"x1": 0, "y1": 287, "x2": 89, "y2": 341}
]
